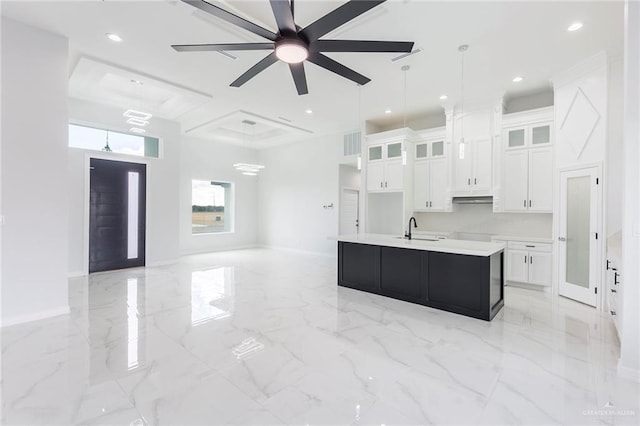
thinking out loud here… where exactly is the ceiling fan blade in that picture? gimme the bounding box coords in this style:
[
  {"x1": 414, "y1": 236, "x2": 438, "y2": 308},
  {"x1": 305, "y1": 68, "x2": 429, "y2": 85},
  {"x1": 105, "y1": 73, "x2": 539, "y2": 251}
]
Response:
[
  {"x1": 230, "y1": 52, "x2": 279, "y2": 87},
  {"x1": 270, "y1": 0, "x2": 296, "y2": 34},
  {"x1": 181, "y1": 0, "x2": 277, "y2": 41},
  {"x1": 289, "y1": 63, "x2": 308, "y2": 95},
  {"x1": 301, "y1": 0, "x2": 386, "y2": 42},
  {"x1": 307, "y1": 53, "x2": 371, "y2": 86},
  {"x1": 313, "y1": 40, "x2": 414, "y2": 53},
  {"x1": 172, "y1": 43, "x2": 275, "y2": 52}
]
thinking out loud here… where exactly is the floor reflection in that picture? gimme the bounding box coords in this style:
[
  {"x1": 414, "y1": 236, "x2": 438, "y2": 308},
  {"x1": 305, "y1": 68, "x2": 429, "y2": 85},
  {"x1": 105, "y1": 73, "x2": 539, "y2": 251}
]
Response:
[{"x1": 191, "y1": 267, "x2": 234, "y2": 326}]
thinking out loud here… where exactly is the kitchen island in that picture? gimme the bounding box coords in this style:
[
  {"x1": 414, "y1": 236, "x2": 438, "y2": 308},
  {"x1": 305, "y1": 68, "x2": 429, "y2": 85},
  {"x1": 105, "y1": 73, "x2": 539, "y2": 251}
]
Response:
[{"x1": 337, "y1": 234, "x2": 505, "y2": 321}]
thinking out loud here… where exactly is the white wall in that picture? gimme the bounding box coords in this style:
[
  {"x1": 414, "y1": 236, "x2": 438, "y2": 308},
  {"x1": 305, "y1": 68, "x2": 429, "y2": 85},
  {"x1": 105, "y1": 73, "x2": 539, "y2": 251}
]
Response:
[
  {"x1": 1, "y1": 19, "x2": 70, "y2": 326},
  {"x1": 180, "y1": 136, "x2": 259, "y2": 254},
  {"x1": 607, "y1": 58, "x2": 624, "y2": 236},
  {"x1": 68, "y1": 98, "x2": 181, "y2": 273},
  {"x1": 618, "y1": 0, "x2": 640, "y2": 381},
  {"x1": 258, "y1": 134, "x2": 342, "y2": 256},
  {"x1": 415, "y1": 205, "x2": 552, "y2": 237}
]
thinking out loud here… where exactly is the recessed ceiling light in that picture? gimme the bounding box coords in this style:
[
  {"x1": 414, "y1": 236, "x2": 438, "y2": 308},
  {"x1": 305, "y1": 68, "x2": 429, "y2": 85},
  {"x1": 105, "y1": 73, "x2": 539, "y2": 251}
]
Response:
[
  {"x1": 384, "y1": 109, "x2": 392, "y2": 114},
  {"x1": 567, "y1": 22, "x2": 583, "y2": 32},
  {"x1": 439, "y1": 95, "x2": 448, "y2": 100},
  {"x1": 305, "y1": 109, "x2": 313, "y2": 114},
  {"x1": 106, "y1": 33, "x2": 123, "y2": 42},
  {"x1": 130, "y1": 128, "x2": 146, "y2": 134},
  {"x1": 512, "y1": 76, "x2": 523, "y2": 83},
  {"x1": 242, "y1": 172, "x2": 257, "y2": 176}
]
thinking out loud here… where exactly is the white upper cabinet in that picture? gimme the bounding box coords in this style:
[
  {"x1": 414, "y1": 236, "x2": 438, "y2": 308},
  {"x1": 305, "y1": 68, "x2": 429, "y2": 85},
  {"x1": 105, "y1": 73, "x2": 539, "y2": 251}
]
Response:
[
  {"x1": 413, "y1": 136, "x2": 448, "y2": 212},
  {"x1": 366, "y1": 129, "x2": 417, "y2": 193},
  {"x1": 452, "y1": 138, "x2": 493, "y2": 195},
  {"x1": 502, "y1": 106, "x2": 554, "y2": 213}
]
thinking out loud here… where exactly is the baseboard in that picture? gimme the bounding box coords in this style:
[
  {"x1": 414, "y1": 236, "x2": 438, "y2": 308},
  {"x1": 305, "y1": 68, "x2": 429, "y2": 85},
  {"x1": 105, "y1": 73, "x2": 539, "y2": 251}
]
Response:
[
  {"x1": 505, "y1": 281, "x2": 551, "y2": 293},
  {"x1": 68, "y1": 270, "x2": 86, "y2": 278},
  {"x1": 618, "y1": 362, "x2": 640, "y2": 383},
  {"x1": 1, "y1": 305, "x2": 70, "y2": 328},
  {"x1": 179, "y1": 244, "x2": 259, "y2": 257},
  {"x1": 146, "y1": 258, "x2": 179, "y2": 267},
  {"x1": 258, "y1": 244, "x2": 337, "y2": 259}
]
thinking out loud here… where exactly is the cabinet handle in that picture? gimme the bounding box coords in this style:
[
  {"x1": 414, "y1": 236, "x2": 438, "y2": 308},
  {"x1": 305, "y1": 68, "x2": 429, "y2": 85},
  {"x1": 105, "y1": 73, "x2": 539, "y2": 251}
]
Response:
[
  {"x1": 468, "y1": 178, "x2": 471, "y2": 185},
  {"x1": 525, "y1": 245, "x2": 535, "y2": 248},
  {"x1": 529, "y1": 200, "x2": 532, "y2": 207},
  {"x1": 430, "y1": 201, "x2": 432, "y2": 207},
  {"x1": 611, "y1": 289, "x2": 617, "y2": 293},
  {"x1": 474, "y1": 178, "x2": 477, "y2": 185},
  {"x1": 610, "y1": 310, "x2": 617, "y2": 316},
  {"x1": 385, "y1": 181, "x2": 388, "y2": 188},
  {"x1": 426, "y1": 201, "x2": 428, "y2": 208},
  {"x1": 524, "y1": 200, "x2": 527, "y2": 207},
  {"x1": 530, "y1": 256, "x2": 533, "y2": 264},
  {"x1": 380, "y1": 182, "x2": 383, "y2": 188},
  {"x1": 606, "y1": 260, "x2": 611, "y2": 270},
  {"x1": 524, "y1": 255, "x2": 527, "y2": 263}
]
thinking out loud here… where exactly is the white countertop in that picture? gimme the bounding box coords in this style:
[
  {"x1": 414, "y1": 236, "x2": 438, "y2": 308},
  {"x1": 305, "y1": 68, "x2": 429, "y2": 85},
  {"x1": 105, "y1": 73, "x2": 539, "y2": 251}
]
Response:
[
  {"x1": 490, "y1": 234, "x2": 553, "y2": 244},
  {"x1": 336, "y1": 233, "x2": 505, "y2": 257}
]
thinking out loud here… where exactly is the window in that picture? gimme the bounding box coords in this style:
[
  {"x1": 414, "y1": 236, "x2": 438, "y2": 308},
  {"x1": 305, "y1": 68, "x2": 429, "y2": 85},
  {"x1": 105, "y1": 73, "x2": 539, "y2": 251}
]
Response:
[
  {"x1": 69, "y1": 123, "x2": 160, "y2": 158},
  {"x1": 192, "y1": 180, "x2": 233, "y2": 234}
]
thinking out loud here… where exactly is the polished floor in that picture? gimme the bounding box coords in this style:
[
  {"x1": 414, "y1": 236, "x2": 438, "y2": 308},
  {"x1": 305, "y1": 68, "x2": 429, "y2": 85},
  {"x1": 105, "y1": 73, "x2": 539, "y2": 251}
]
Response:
[{"x1": 2, "y1": 248, "x2": 638, "y2": 425}]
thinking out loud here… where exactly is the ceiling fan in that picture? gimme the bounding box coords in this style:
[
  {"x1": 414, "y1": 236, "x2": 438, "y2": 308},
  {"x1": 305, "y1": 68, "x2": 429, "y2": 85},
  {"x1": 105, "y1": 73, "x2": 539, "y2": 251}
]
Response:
[{"x1": 172, "y1": 0, "x2": 414, "y2": 95}]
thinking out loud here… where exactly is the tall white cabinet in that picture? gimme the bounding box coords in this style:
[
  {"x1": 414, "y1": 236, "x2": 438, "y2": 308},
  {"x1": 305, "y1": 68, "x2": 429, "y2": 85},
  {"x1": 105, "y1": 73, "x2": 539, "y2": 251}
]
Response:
[
  {"x1": 502, "y1": 107, "x2": 554, "y2": 213},
  {"x1": 413, "y1": 134, "x2": 448, "y2": 212},
  {"x1": 365, "y1": 128, "x2": 417, "y2": 235}
]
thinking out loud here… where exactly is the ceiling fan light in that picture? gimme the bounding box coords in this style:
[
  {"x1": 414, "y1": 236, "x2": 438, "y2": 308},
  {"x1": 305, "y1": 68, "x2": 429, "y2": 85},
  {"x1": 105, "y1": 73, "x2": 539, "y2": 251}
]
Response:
[{"x1": 275, "y1": 40, "x2": 308, "y2": 64}]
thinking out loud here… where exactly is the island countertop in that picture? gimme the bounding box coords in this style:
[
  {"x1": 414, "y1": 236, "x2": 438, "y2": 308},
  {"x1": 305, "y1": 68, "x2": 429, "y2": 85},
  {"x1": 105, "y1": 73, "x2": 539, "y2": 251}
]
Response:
[{"x1": 336, "y1": 233, "x2": 505, "y2": 257}]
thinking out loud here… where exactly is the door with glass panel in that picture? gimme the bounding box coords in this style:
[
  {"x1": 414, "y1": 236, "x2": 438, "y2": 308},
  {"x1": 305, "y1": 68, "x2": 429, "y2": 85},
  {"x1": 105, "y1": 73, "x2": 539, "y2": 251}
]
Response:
[
  {"x1": 558, "y1": 167, "x2": 600, "y2": 306},
  {"x1": 89, "y1": 158, "x2": 146, "y2": 273}
]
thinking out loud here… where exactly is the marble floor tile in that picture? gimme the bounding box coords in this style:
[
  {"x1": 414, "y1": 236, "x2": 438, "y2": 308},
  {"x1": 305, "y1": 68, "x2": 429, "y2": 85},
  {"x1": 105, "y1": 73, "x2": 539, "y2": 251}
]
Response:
[{"x1": 2, "y1": 248, "x2": 638, "y2": 425}]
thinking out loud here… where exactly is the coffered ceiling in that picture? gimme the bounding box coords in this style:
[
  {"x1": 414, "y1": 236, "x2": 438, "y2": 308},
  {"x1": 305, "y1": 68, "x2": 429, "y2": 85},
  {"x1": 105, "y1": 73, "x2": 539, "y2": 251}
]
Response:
[{"x1": 1, "y1": 1, "x2": 624, "y2": 147}]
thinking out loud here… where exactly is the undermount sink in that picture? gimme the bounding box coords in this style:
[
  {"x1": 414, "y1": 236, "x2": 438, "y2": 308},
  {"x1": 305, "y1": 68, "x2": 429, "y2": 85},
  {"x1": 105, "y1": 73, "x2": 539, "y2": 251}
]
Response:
[{"x1": 394, "y1": 236, "x2": 439, "y2": 241}]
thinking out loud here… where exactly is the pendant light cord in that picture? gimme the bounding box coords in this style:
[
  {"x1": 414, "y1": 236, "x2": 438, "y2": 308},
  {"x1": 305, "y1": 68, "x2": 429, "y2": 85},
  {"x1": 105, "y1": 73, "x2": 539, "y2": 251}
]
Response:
[{"x1": 458, "y1": 44, "x2": 468, "y2": 143}]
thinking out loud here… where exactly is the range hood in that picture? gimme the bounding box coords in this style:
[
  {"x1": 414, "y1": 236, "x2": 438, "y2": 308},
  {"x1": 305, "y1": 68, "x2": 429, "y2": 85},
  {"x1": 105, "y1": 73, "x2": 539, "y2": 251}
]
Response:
[{"x1": 452, "y1": 196, "x2": 493, "y2": 204}]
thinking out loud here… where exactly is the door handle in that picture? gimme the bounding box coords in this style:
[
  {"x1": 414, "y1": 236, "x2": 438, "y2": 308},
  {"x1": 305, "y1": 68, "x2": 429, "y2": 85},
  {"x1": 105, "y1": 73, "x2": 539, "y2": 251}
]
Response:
[
  {"x1": 558, "y1": 237, "x2": 567, "y2": 242},
  {"x1": 611, "y1": 289, "x2": 617, "y2": 293}
]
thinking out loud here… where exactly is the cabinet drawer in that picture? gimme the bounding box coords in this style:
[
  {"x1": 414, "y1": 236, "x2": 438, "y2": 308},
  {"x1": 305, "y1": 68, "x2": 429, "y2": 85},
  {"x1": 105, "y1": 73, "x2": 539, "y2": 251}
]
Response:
[{"x1": 508, "y1": 241, "x2": 551, "y2": 252}]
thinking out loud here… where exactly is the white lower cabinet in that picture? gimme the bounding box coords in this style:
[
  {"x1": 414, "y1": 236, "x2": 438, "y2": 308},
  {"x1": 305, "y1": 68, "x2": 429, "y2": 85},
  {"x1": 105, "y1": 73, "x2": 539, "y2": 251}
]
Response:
[
  {"x1": 504, "y1": 240, "x2": 552, "y2": 286},
  {"x1": 605, "y1": 257, "x2": 621, "y2": 333}
]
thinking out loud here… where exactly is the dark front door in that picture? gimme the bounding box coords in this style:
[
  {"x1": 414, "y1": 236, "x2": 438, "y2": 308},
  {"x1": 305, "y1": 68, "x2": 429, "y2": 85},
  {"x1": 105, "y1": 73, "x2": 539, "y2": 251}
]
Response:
[{"x1": 89, "y1": 158, "x2": 146, "y2": 273}]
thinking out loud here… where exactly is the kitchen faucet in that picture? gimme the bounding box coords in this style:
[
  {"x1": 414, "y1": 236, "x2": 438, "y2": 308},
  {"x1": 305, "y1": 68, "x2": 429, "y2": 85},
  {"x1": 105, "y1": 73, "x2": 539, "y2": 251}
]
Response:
[{"x1": 405, "y1": 216, "x2": 418, "y2": 240}]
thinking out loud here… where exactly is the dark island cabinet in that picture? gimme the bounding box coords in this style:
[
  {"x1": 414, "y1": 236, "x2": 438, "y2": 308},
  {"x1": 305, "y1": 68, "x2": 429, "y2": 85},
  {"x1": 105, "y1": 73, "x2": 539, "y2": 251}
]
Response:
[{"x1": 338, "y1": 242, "x2": 504, "y2": 321}]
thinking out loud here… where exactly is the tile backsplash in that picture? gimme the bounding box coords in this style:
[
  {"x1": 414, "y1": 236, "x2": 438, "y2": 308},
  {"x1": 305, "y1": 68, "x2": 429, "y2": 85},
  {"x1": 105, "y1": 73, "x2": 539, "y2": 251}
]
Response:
[{"x1": 414, "y1": 203, "x2": 552, "y2": 237}]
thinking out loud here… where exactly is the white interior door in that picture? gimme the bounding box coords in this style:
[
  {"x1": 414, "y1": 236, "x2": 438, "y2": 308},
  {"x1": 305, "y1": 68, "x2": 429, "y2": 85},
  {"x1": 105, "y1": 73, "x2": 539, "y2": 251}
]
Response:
[
  {"x1": 559, "y1": 167, "x2": 600, "y2": 306},
  {"x1": 340, "y1": 189, "x2": 359, "y2": 235}
]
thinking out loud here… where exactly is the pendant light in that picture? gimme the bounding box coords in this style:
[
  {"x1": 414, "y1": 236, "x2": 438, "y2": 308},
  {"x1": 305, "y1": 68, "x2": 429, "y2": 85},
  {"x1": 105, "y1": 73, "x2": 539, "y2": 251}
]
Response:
[
  {"x1": 401, "y1": 65, "x2": 410, "y2": 165},
  {"x1": 458, "y1": 44, "x2": 468, "y2": 159},
  {"x1": 357, "y1": 84, "x2": 362, "y2": 170},
  {"x1": 102, "y1": 130, "x2": 112, "y2": 152}
]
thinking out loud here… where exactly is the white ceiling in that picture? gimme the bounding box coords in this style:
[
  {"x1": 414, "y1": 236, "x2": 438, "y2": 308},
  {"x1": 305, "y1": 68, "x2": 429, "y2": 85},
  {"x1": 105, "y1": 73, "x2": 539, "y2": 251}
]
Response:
[{"x1": 1, "y1": 0, "x2": 624, "y2": 147}]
